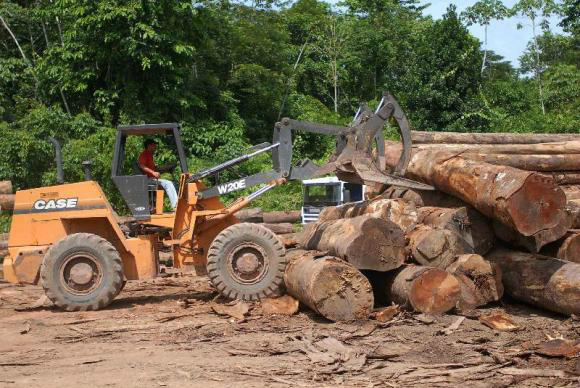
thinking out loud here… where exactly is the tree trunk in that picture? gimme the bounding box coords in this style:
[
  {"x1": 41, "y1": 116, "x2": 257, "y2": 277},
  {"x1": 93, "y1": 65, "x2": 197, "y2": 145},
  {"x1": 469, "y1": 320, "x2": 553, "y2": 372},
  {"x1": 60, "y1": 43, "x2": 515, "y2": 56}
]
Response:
[
  {"x1": 493, "y1": 216, "x2": 571, "y2": 253},
  {"x1": 409, "y1": 141, "x2": 580, "y2": 155},
  {"x1": 407, "y1": 225, "x2": 472, "y2": 268},
  {"x1": 383, "y1": 145, "x2": 568, "y2": 240},
  {"x1": 319, "y1": 198, "x2": 418, "y2": 232},
  {"x1": 411, "y1": 131, "x2": 579, "y2": 145},
  {"x1": 487, "y1": 248, "x2": 580, "y2": 315},
  {"x1": 561, "y1": 185, "x2": 580, "y2": 201},
  {"x1": 446, "y1": 254, "x2": 503, "y2": 312},
  {"x1": 0, "y1": 194, "x2": 15, "y2": 211},
  {"x1": 284, "y1": 252, "x2": 374, "y2": 321},
  {"x1": 417, "y1": 206, "x2": 474, "y2": 249},
  {"x1": 465, "y1": 153, "x2": 580, "y2": 172},
  {"x1": 543, "y1": 172, "x2": 580, "y2": 185},
  {"x1": 235, "y1": 208, "x2": 263, "y2": 223},
  {"x1": 567, "y1": 199, "x2": 580, "y2": 228},
  {"x1": 262, "y1": 223, "x2": 293, "y2": 235},
  {"x1": 378, "y1": 186, "x2": 425, "y2": 208},
  {"x1": 298, "y1": 215, "x2": 407, "y2": 271},
  {"x1": 380, "y1": 265, "x2": 460, "y2": 314},
  {"x1": 0, "y1": 181, "x2": 12, "y2": 194},
  {"x1": 262, "y1": 210, "x2": 301, "y2": 224},
  {"x1": 541, "y1": 232, "x2": 580, "y2": 263}
]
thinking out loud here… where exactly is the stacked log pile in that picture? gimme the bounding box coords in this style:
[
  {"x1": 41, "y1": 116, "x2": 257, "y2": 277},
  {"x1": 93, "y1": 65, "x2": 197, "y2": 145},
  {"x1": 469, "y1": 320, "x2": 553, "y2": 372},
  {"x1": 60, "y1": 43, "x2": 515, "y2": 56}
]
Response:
[
  {"x1": 0, "y1": 181, "x2": 13, "y2": 263},
  {"x1": 236, "y1": 208, "x2": 300, "y2": 235}
]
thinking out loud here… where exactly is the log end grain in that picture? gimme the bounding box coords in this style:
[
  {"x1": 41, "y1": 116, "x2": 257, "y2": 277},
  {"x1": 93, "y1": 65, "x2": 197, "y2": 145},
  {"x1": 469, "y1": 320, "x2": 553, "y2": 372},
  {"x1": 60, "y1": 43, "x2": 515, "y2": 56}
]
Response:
[{"x1": 408, "y1": 267, "x2": 461, "y2": 314}]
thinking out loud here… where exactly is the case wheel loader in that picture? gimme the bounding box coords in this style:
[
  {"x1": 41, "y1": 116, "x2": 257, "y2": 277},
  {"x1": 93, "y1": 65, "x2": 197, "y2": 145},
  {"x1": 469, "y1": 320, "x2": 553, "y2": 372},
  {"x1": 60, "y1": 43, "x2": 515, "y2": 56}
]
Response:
[{"x1": 2, "y1": 92, "x2": 432, "y2": 311}]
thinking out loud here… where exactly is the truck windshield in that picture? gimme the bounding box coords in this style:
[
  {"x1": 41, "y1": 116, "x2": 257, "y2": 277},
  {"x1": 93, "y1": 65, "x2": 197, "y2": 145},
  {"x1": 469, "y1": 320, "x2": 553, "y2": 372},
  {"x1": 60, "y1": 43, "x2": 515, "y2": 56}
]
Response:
[{"x1": 304, "y1": 184, "x2": 340, "y2": 206}]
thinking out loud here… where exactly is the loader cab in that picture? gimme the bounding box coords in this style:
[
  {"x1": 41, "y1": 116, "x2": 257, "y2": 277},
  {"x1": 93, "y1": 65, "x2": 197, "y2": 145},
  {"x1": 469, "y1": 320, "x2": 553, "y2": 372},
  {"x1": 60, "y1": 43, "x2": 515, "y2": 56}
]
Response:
[
  {"x1": 112, "y1": 123, "x2": 189, "y2": 221},
  {"x1": 301, "y1": 176, "x2": 365, "y2": 223}
]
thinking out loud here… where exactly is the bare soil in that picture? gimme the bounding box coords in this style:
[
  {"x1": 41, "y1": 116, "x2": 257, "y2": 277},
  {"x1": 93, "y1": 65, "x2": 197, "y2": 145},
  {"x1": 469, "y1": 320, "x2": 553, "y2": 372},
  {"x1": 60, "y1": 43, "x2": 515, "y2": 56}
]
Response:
[{"x1": 1, "y1": 274, "x2": 579, "y2": 388}]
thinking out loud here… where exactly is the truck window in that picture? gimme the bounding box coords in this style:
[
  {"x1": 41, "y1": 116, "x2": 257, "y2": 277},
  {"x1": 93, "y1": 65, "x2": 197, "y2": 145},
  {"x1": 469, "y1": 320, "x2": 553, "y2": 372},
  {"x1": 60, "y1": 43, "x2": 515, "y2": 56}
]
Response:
[
  {"x1": 344, "y1": 183, "x2": 363, "y2": 202},
  {"x1": 304, "y1": 184, "x2": 340, "y2": 206}
]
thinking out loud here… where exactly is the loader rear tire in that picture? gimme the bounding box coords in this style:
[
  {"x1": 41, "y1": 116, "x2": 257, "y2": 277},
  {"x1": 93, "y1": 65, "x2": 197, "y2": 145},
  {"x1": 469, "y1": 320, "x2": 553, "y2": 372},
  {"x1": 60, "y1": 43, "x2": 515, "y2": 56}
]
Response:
[
  {"x1": 40, "y1": 233, "x2": 124, "y2": 311},
  {"x1": 207, "y1": 223, "x2": 287, "y2": 301}
]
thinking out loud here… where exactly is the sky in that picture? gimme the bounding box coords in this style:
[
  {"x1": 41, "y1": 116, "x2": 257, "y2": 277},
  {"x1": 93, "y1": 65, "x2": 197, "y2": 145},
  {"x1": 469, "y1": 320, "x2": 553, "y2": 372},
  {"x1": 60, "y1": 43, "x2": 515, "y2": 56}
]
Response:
[{"x1": 419, "y1": 0, "x2": 564, "y2": 67}]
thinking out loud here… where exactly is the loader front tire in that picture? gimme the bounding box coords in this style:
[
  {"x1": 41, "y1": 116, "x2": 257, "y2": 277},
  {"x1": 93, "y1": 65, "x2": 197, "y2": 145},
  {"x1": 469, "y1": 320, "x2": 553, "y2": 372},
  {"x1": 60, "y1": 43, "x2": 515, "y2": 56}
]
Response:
[
  {"x1": 207, "y1": 223, "x2": 287, "y2": 301},
  {"x1": 40, "y1": 233, "x2": 124, "y2": 311}
]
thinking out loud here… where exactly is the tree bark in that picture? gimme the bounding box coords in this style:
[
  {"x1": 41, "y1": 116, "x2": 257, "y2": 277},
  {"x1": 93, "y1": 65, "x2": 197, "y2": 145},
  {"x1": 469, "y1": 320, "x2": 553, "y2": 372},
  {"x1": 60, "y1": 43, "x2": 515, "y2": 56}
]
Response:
[
  {"x1": 0, "y1": 181, "x2": 12, "y2": 194},
  {"x1": 465, "y1": 153, "x2": 580, "y2": 172},
  {"x1": 262, "y1": 210, "x2": 301, "y2": 224},
  {"x1": 383, "y1": 145, "x2": 568, "y2": 240},
  {"x1": 284, "y1": 252, "x2": 374, "y2": 321},
  {"x1": 409, "y1": 141, "x2": 580, "y2": 155},
  {"x1": 319, "y1": 198, "x2": 418, "y2": 232},
  {"x1": 446, "y1": 254, "x2": 503, "y2": 312},
  {"x1": 411, "y1": 131, "x2": 579, "y2": 145},
  {"x1": 378, "y1": 186, "x2": 425, "y2": 208},
  {"x1": 407, "y1": 225, "x2": 472, "y2": 268},
  {"x1": 541, "y1": 233, "x2": 580, "y2": 263},
  {"x1": 487, "y1": 248, "x2": 580, "y2": 315},
  {"x1": 380, "y1": 265, "x2": 460, "y2": 314},
  {"x1": 235, "y1": 208, "x2": 263, "y2": 223},
  {"x1": 417, "y1": 206, "x2": 474, "y2": 249},
  {"x1": 567, "y1": 199, "x2": 580, "y2": 228},
  {"x1": 298, "y1": 215, "x2": 407, "y2": 271},
  {"x1": 262, "y1": 223, "x2": 293, "y2": 235},
  {"x1": 0, "y1": 194, "x2": 15, "y2": 211}
]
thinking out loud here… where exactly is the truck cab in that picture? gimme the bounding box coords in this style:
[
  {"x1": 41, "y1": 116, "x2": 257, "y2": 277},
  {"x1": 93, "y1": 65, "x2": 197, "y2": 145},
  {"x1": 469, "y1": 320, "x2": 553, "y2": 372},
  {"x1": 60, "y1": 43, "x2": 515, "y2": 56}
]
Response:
[{"x1": 301, "y1": 176, "x2": 365, "y2": 223}]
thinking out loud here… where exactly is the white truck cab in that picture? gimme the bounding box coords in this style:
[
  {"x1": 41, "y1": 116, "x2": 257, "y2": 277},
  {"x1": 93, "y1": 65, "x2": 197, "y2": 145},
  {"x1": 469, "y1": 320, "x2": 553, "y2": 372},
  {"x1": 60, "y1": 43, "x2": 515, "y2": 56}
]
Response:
[{"x1": 301, "y1": 176, "x2": 365, "y2": 224}]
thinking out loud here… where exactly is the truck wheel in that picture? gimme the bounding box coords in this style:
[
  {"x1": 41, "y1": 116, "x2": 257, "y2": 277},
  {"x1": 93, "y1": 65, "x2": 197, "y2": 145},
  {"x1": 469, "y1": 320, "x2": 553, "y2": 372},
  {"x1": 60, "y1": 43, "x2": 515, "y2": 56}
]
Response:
[
  {"x1": 207, "y1": 223, "x2": 287, "y2": 300},
  {"x1": 40, "y1": 233, "x2": 124, "y2": 311}
]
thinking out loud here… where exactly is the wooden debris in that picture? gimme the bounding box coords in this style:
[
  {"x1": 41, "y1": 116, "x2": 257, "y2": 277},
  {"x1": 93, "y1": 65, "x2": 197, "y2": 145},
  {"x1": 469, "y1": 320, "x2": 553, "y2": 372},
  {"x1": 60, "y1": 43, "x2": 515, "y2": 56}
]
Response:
[
  {"x1": 438, "y1": 316, "x2": 465, "y2": 335},
  {"x1": 298, "y1": 215, "x2": 406, "y2": 271},
  {"x1": 535, "y1": 338, "x2": 580, "y2": 358},
  {"x1": 260, "y1": 295, "x2": 299, "y2": 316},
  {"x1": 211, "y1": 301, "x2": 250, "y2": 321},
  {"x1": 374, "y1": 305, "x2": 400, "y2": 323},
  {"x1": 479, "y1": 311, "x2": 520, "y2": 331},
  {"x1": 487, "y1": 248, "x2": 580, "y2": 315},
  {"x1": 284, "y1": 253, "x2": 374, "y2": 321}
]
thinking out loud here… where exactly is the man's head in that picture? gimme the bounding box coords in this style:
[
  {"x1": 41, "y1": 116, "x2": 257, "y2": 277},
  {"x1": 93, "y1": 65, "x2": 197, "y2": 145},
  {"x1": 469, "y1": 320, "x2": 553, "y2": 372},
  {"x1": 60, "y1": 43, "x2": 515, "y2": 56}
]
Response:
[{"x1": 144, "y1": 139, "x2": 157, "y2": 152}]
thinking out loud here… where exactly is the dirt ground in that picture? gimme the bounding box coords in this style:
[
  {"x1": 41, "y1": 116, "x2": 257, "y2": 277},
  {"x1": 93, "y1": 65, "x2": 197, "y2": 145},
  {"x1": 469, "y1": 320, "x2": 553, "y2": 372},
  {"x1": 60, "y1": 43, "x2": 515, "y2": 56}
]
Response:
[{"x1": 1, "y1": 273, "x2": 579, "y2": 388}]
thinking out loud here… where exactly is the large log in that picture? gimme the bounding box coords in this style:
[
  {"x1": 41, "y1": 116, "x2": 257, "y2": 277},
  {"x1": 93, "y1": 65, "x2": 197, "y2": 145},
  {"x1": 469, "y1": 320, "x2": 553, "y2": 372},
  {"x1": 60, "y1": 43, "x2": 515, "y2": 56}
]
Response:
[
  {"x1": 410, "y1": 141, "x2": 580, "y2": 155},
  {"x1": 379, "y1": 186, "x2": 425, "y2": 208},
  {"x1": 263, "y1": 210, "x2": 301, "y2": 224},
  {"x1": 262, "y1": 223, "x2": 293, "y2": 235},
  {"x1": 544, "y1": 172, "x2": 580, "y2": 185},
  {"x1": 319, "y1": 199, "x2": 418, "y2": 232},
  {"x1": 411, "y1": 131, "x2": 580, "y2": 145},
  {"x1": 446, "y1": 254, "x2": 503, "y2": 312},
  {"x1": 561, "y1": 185, "x2": 580, "y2": 201},
  {"x1": 0, "y1": 194, "x2": 14, "y2": 211},
  {"x1": 567, "y1": 199, "x2": 580, "y2": 228},
  {"x1": 298, "y1": 216, "x2": 407, "y2": 271},
  {"x1": 466, "y1": 153, "x2": 580, "y2": 172},
  {"x1": 284, "y1": 252, "x2": 374, "y2": 321},
  {"x1": 541, "y1": 233, "x2": 580, "y2": 263},
  {"x1": 384, "y1": 145, "x2": 568, "y2": 241},
  {"x1": 487, "y1": 248, "x2": 580, "y2": 315},
  {"x1": 381, "y1": 265, "x2": 461, "y2": 314},
  {"x1": 235, "y1": 208, "x2": 263, "y2": 223},
  {"x1": 417, "y1": 206, "x2": 474, "y2": 249},
  {"x1": 0, "y1": 181, "x2": 12, "y2": 194},
  {"x1": 407, "y1": 225, "x2": 472, "y2": 268}
]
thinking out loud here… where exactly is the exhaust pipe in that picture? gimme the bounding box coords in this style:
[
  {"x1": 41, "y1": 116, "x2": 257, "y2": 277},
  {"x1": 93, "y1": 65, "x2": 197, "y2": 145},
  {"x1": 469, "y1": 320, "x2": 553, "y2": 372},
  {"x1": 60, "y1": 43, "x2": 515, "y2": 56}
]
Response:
[{"x1": 49, "y1": 137, "x2": 64, "y2": 184}]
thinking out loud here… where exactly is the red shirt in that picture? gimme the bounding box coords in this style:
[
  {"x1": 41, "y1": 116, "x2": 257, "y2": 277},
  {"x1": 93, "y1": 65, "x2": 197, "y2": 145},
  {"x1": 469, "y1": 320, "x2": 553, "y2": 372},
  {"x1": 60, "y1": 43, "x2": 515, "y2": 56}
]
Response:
[{"x1": 138, "y1": 150, "x2": 157, "y2": 177}]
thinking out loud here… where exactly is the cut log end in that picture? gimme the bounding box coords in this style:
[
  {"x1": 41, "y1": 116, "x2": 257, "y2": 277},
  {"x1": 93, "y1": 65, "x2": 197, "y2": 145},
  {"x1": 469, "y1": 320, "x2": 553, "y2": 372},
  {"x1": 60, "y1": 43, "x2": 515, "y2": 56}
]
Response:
[{"x1": 408, "y1": 268, "x2": 461, "y2": 314}]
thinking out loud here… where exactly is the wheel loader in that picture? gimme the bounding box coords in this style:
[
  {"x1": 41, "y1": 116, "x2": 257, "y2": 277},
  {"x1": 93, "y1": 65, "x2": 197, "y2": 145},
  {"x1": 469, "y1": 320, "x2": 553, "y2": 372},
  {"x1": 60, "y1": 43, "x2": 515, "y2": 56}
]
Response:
[{"x1": 2, "y1": 92, "x2": 432, "y2": 311}]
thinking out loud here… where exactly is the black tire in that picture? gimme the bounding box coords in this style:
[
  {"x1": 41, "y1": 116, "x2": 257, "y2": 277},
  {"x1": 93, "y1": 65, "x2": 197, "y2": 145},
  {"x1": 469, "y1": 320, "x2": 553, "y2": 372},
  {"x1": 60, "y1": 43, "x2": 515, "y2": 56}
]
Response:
[
  {"x1": 40, "y1": 233, "x2": 124, "y2": 311},
  {"x1": 207, "y1": 223, "x2": 286, "y2": 300}
]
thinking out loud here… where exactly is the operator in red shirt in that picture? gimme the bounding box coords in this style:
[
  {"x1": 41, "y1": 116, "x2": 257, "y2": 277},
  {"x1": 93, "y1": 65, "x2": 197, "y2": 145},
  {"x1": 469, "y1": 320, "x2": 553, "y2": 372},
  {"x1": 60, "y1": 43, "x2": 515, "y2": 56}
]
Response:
[{"x1": 139, "y1": 139, "x2": 178, "y2": 210}]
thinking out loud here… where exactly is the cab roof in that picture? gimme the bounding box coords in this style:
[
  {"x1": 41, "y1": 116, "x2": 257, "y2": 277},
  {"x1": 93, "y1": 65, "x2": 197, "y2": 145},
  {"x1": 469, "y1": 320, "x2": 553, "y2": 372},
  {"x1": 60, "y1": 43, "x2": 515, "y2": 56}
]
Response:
[{"x1": 116, "y1": 123, "x2": 180, "y2": 136}]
